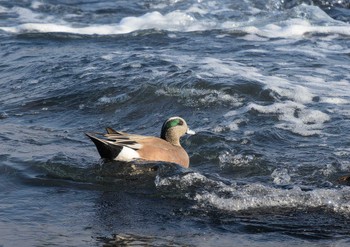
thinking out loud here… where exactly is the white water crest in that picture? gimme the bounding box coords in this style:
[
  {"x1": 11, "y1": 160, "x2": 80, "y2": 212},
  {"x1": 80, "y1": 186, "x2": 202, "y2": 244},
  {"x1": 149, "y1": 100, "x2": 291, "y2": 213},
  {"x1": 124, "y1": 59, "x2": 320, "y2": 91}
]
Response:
[
  {"x1": 156, "y1": 172, "x2": 350, "y2": 214},
  {"x1": 1, "y1": 3, "x2": 350, "y2": 37}
]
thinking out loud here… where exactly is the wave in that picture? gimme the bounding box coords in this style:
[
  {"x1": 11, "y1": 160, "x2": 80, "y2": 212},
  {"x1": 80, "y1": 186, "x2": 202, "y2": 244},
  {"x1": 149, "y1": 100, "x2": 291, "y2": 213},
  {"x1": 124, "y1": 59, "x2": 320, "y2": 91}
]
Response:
[
  {"x1": 1, "y1": 3, "x2": 350, "y2": 37},
  {"x1": 155, "y1": 171, "x2": 350, "y2": 215}
]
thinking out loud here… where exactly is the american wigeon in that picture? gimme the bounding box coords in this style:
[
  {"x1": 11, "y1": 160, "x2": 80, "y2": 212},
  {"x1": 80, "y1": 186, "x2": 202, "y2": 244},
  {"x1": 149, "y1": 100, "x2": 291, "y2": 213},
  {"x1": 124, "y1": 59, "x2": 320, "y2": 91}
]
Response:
[{"x1": 86, "y1": 116, "x2": 195, "y2": 168}]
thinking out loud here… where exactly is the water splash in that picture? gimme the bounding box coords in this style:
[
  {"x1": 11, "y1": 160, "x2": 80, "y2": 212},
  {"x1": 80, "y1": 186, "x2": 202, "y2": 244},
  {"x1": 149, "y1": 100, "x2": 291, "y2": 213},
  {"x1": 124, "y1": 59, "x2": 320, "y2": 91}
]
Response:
[
  {"x1": 155, "y1": 171, "x2": 350, "y2": 215},
  {"x1": 1, "y1": 2, "x2": 350, "y2": 37}
]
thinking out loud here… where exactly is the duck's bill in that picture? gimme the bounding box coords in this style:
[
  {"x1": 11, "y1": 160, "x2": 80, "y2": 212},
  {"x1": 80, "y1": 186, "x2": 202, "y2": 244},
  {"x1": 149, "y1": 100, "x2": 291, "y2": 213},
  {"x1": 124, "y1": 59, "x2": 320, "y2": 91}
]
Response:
[{"x1": 186, "y1": 129, "x2": 196, "y2": 135}]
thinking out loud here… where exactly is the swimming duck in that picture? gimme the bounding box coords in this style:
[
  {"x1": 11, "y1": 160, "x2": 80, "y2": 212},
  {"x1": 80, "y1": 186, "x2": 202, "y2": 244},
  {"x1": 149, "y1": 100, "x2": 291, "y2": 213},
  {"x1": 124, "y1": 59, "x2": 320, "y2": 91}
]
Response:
[{"x1": 86, "y1": 116, "x2": 195, "y2": 168}]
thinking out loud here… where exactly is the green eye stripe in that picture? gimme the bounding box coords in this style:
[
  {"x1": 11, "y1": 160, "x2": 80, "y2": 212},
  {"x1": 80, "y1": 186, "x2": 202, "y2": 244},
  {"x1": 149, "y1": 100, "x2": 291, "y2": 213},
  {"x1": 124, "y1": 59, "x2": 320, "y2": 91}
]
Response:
[{"x1": 166, "y1": 119, "x2": 181, "y2": 129}]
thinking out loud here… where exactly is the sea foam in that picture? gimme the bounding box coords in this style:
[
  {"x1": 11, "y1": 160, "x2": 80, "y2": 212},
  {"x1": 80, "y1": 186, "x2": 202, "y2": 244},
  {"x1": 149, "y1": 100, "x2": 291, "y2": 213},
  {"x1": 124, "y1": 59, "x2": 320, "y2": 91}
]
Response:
[
  {"x1": 1, "y1": 4, "x2": 350, "y2": 38},
  {"x1": 156, "y1": 171, "x2": 350, "y2": 214},
  {"x1": 0, "y1": 10, "x2": 207, "y2": 35}
]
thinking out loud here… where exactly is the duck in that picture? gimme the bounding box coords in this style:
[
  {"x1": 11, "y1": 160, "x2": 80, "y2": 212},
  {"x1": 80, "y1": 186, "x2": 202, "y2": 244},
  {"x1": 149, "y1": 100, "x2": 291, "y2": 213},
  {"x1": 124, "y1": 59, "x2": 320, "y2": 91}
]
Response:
[{"x1": 85, "y1": 116, "x2": 195, "y2": 168}]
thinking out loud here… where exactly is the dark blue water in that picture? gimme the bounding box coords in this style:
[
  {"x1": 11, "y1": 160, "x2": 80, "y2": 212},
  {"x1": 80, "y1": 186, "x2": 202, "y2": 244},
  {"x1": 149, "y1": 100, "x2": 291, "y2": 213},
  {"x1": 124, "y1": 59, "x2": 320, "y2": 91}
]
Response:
[{"x1": 1, "y1": 0, "x2": 350, "y2": 246}]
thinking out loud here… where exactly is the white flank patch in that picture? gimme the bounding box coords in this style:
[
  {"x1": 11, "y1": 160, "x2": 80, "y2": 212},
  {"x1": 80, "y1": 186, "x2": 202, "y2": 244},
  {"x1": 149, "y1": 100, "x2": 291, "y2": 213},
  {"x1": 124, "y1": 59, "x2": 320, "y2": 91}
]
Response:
[{"x1": 115, "y1": 146, "x2": 140, "y2": 162}]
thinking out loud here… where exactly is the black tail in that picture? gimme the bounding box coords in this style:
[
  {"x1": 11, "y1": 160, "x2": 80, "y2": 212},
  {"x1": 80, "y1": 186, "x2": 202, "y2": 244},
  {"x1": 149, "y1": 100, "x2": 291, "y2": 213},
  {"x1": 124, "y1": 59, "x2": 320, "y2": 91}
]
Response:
[{"x1": 85, "y1": 133, "x2": 122, "y2": 160}]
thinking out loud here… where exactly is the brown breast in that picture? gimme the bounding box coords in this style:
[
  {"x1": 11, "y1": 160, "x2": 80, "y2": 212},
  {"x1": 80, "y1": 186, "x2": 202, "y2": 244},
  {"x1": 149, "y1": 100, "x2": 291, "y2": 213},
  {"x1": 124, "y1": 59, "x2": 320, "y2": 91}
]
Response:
[{"x1": 136, "y1": 137, "x2": 190, "y2": 168}]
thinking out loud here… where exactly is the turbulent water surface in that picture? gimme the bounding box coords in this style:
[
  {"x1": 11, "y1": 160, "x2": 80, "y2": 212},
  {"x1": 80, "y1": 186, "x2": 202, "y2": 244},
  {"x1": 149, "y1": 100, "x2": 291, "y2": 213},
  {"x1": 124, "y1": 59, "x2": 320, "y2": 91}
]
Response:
[{"x1": 1, "y1": 0, "x2": 350, "y2": 246}]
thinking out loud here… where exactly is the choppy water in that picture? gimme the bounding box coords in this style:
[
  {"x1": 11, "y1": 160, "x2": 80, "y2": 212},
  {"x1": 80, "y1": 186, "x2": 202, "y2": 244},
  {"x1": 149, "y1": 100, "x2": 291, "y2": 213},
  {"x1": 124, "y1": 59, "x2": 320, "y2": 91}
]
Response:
[{"x1": 1, "y1": 0, "x2": 350, "y2": 246}]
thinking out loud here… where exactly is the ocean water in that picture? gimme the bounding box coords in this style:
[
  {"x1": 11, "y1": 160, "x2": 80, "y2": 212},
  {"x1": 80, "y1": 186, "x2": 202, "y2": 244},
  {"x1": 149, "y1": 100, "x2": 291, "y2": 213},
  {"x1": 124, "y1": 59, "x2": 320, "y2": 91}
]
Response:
[{"x1": 1, "y1": 0, "x2": 350, "y2": 246}]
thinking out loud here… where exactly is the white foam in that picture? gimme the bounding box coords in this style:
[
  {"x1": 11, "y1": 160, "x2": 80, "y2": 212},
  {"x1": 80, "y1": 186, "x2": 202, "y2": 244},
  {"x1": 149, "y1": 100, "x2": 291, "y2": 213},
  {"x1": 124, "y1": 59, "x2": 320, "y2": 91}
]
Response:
[
  {"x1": 154, "y1": 54, "x2": 338, "y2": 136},
  {"x1": 321, "y1": 97, "x2": 348, "y2": 104},
  {"x1": 271, "y1": 168, "x2": 291, "y2": 185},
  {"x1": 194, "y1": 185, "x2": 350, "y2": 214},
  {"x1": 1, "y1": 10, "x2": 208, "y2": 35},
  {"x1": 155, "y1": 87, "x2": 243, "y2": 108},
  {"x1": 101, "y1": 51, "x2": 125, "y2": 61},
  {"x1": 31, "y1": 1, "x2": 44, "y2": 9},
  {"x1": 213, "y1": 119, "x2": 244, "y2": 133},
  {"x1": 295, "y1": 75, "x2": 350, "y2": 105},
  {"x1": 247, "y1": 101, "x2": 330, "y2": 136},
  {"x1": 156, "y1": 172, "x2": 350, "y2": 214},
  {"x1": 11, "y1": 7, "x2": 43, "y2": 23},
  {"x1": 199, "y1": 57, "x2": 256, "y2": 77},
  {"x1": 97, "y1": 94, "x2": 131, "y2": 105},
  {"x1": 190, "y1": 54, "x2": 348, "y2": 136},
  {"x1": 1, "y1": 3, "x2": 350, "y2": 38},
  {"x1": 197, "y1": 57, "x2": 317, "y2": 104},
  {"x1": 232, "y1": 4, "x2": 350, "y2": 38},
  {"x1": 219, "y1": 151, "x2": 255, "y2": 167}
]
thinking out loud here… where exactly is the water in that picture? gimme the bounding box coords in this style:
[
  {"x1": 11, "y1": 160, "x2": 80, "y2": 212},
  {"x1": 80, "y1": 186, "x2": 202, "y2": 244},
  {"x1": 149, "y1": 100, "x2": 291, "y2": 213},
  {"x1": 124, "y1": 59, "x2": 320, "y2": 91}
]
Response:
[{"x1": 1, "y1": 0, "x2": 350, "y2": 246}]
